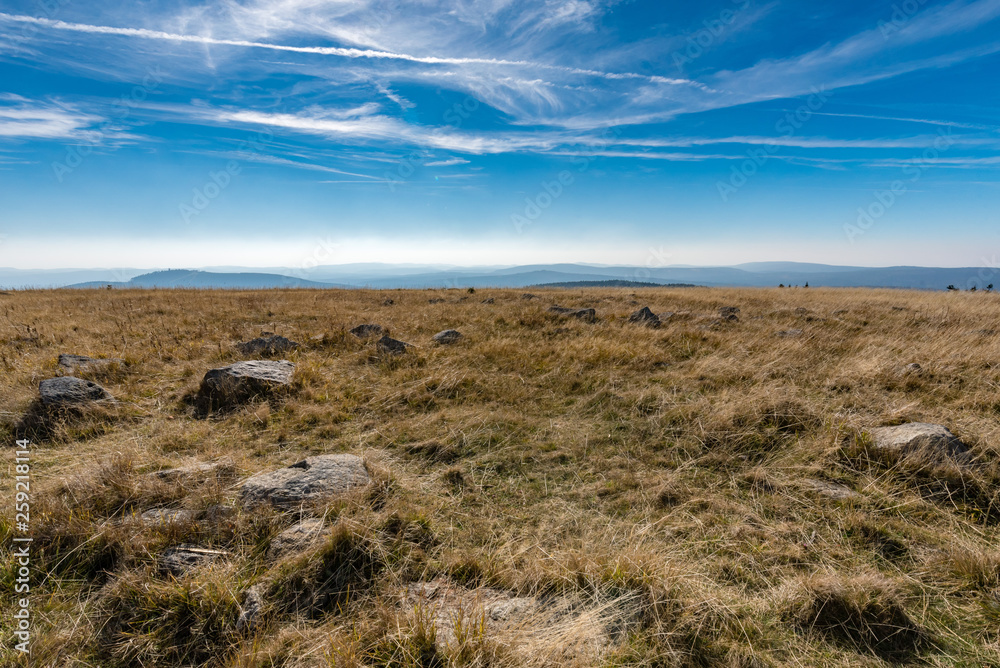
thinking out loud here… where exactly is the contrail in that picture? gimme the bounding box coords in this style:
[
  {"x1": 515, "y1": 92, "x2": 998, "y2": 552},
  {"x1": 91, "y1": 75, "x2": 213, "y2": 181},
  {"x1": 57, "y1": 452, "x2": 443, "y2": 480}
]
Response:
[{"x1": 0, "y1": 13, "x2": 695, "y2": 87}]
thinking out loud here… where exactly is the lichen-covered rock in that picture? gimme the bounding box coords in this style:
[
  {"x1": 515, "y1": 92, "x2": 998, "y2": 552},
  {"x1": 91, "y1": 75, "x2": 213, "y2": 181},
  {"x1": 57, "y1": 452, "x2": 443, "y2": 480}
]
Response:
[
  {"x1": 268, "y1": 518, "x2": 328, "y2": 558},
  {"x1": 58, "y1": 354, "x2": 124, "y2": 374},
  {"x1": 159, "y1": 544, "x2": 229, "y2": 575},
  {"x1": 432, "y1": 329, "x2": 463, "y2": 344},
  {"x1": 39, "y1": 376, "x2": 113, "y2": 406},
  {"x1": 350, "y1": 323, "x2": 384, "y2": 338},
  {"x1": 235, "y1": 333, "x2": 299, "y2": 356},
  {"x1": 198, "y1": 360, "x2": 294, "y2": 406},
  {"x1": 628, "y1": 307, "x2": 660, "y2": 327},
  {"x1": 869, "y1": 423, "x2": 969, "y2": 460},
  {"x1": 240, "y1": 454, "x2": 371, "y2": 508},
  {"x1": 377, "y1": 335, "x2": 410, "y2": 355}
]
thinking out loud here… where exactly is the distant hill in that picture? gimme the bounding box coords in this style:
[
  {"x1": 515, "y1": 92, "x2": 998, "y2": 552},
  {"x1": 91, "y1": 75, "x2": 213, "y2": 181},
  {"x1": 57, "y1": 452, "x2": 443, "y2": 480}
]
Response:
[
  {"x1": 530, "y1": 279, "x2": 698, "y2": 288},
  {"x1": 3, "y1": 262, "x2": 997, "y2": 290},
  {"x1": 68, "y1": 270, "x2": 344, "y2": 289}
]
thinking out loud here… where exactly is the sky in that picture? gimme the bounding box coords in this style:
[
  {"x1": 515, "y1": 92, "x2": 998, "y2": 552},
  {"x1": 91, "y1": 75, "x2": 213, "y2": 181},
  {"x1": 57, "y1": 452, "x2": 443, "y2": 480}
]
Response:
[{"x1": 1, "y1": 0, "x2": 999, "y2": 270}]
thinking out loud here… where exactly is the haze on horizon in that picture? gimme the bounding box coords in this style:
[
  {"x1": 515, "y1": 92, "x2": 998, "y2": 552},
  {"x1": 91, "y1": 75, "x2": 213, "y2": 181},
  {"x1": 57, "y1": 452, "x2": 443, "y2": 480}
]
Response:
[{"x1": 1, "y1": 0, "x2": 999, "y2": 270}]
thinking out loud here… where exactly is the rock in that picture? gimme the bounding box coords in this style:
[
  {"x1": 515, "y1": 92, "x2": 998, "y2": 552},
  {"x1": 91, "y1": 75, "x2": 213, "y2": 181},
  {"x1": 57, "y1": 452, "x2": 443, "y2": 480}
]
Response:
[
  {"x1": 198, "y1": 360, "x2": 294, "y2": 406},
  {"x1": 521, "y1": 293, "x2": 538, "y2": 300},
  {"x1": 150, "y1": 459, "x2": 235, "y2": 483},
  {"x1": 240, "y1": 454, "x2": 371, "y2": 508},
  {"x1": 237, "y1": 586, "x2": 265, "y2": 632},
  {"x1": 159, "y1": 544, "x2": 229, "y2": 576},
  {"x1": 382, "y1": 298, "x2": 395, "y2": 306},
  {"x1": 377, "y1": 335, "x2": 410, "y2": 355},
  {"x1": 481, "y1": 297, "x2": 495, "y2": 304},
  {"x1": 205, "y1": 504, "x2": 236, "y2": 524},
  {"x1": 58, "y1": 354, "x2": 124, "y2": 374},
  {"x1": 628, "y1": 307, "x2": 660, "y2": 327},
  {"x1": 778, "y1": 329, "x2": 803, "y2": 338},
  {"x1": 39, "y1": 376, "x2": 114, "y2": 406},
  {"x1": 350, "y1": 323, "x2": 384, "y2": 338},
  {"x1": 549, "y1": 306, "x2": 597, "y2": 323},
  {"x1": 140, "y1": 508, "x2": 197, "y2": 525},
  {"x1": 803, "y1": 479, "x2": 862, "y2": 501},
  {"x1": 868, "y1": 422, "x2": 969, "y2": 460},
  {"x1": 901, "y1": 363, "x2": 923, "y2": 376},
  {"x1": 432, "y1": 329, "x2": 463, "y2": 345},
  {"x1": 718, "y1": 306, "x2": 740, "y2": 322},
  {"x1": 268, "y1": 518, "x2": 328, "y2": 558},
  {"x1": 235, "y1": 334, "x2": 299, "y2": 356},
  {"x1": 428, "y1": 298, "x2": 446, "y2": 304}
]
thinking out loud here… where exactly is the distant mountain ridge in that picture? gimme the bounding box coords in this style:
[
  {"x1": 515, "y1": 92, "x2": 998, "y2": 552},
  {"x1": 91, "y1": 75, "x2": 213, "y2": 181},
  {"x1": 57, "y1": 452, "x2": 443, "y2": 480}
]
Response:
[{"x1": 1, "y1": 263, "x2": 995, "y2": 291}]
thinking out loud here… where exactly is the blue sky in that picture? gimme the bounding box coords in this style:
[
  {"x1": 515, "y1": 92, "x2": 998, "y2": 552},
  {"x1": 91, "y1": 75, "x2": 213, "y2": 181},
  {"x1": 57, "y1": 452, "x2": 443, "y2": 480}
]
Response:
[{"x1": 1, "y1": 0, "x2": 999, "y2": 270}]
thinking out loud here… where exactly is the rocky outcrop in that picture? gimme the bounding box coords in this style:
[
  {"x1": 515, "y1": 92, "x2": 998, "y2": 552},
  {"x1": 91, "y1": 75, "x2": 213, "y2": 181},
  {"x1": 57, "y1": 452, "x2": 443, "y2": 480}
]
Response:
[{"x1": 198, "y1": 360, "x2": 294, "y2": 406}]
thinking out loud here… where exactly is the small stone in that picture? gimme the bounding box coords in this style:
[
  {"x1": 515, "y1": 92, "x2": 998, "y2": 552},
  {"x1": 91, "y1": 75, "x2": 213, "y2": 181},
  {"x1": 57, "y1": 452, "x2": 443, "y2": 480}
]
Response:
[
  {"x1": 628, "y1": 307, "x2": 660, "y2": 327},
  {"x1": 350, "y1": 323, "x2": 384, "y2": 338},
  {"x1": 198, "y1": 360, "x2": 294, "y2": 406},
  {"x1": 58, "y1": 354, "x2": 124, "y2": 374},
  {"x1": 39, "y1": 376, "x2": 113, "y2": 406},
  {"x1": 150, "y1": 459, "x2": 235, "y2": 483},
  {"x1": 240, "y1": 454, "x2": 371, "y2": 508},
  {"x1": 521, "y1": 293, "x2": 538, "y2": 300},
  {"x1": 428, "y1": 298, "x2": 446, "y2": 304},
  {"x1": 159, "y1": 544, "x2": 229, "y2": 576},
  {"x1": 803, "y1": 479, "x2": 862, "y2": 501},
  {"x1": 382, "y1": 298, "x2": 395, "y2": 306},
  {"x1": 268, "y1": 518, "x2": 328, "y2": 558},
  {"x1": 778, "y1": 329, "x2": 803, "y2": 338},
  {"x1": 718, "y1": 306, "x2": 740, "y2": 322},
  {"x1": 901, "y1": 363, "x2": 923, "y2": 376},
  {"x1": 377, "y1": 335, "x2": 410, "y2": 355},
  {"x1": 235, "y1": 334, "x2": 299, "y2": 356},
  {"x1": 869, "y1": 422, "x2": 970, "y2": 461},
  {"x1": 549, "y1": 305, "x2": 597, "y2": 322},
  {"x1": 481, "y1": 297, "x2": 495, "y2": 304},
  {"x1": 432, "y1": 329, "x2": 463, "y2": 345}
]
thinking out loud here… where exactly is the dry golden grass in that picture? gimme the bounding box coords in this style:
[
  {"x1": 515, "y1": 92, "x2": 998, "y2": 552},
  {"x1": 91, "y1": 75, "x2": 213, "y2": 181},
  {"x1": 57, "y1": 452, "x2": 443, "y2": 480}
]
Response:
[{"x1": 2, "y1": 286, "x2": 1000, "y2": 666}]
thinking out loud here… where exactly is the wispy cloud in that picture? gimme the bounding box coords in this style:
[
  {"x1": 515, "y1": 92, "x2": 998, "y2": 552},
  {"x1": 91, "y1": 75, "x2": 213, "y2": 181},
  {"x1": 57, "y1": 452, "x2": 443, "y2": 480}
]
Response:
[
  {"x1": 425, "y1": 158, "x2": 470, "y2": 167},
  {"x1": 0, "y1": 96, "x2": 98, "y2": 139}
]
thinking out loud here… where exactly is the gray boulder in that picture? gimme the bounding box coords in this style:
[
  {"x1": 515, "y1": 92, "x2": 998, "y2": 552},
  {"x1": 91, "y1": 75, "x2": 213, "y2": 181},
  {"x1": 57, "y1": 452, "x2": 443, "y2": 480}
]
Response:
[
  {"x1": 58, "y1": 354, "x2": 124, "y2": 374},
  {"x1": 268, "y1": 518, "x2": 328, "y2": 558},
  {"x1": 350, "y1": 324, "x2": 384, "y2": 338},
  {"x1": 377, "y1": 335, "x2": 410, "y2": 355},
  {"x1": 432, "y1": 329, "x2": 463, "y2": 345},
  {"x1": 235, "y1": 333, "x2": 299, "y2": 356},
  {"x1": 240, "y1": 454, "x2": 371, "y2": 508},
  {"x1": 198, "y1": 360, "x2": 294, "y2": 406},
  {"x1": 549, "y1": 306, "x2": 597, "y2": 323},
  {"x1": 39, "y1": 376, "x2": 113, "y2": 406},
  {"x1": 628, "y1": 306, "x2": 660, "y2": 327},
  {"x1": 159, "y1": 544, "x2": 229, "y2": 576},
  {"x1": 869, "y1": 422, "x2": 969, "y2": 460}
]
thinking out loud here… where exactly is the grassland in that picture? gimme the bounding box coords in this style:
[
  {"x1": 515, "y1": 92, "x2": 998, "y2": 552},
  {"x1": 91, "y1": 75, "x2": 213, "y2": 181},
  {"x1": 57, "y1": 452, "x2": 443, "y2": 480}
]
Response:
[{"x1": 2, "y1": 286, "x2": 1000, "y2": 667}]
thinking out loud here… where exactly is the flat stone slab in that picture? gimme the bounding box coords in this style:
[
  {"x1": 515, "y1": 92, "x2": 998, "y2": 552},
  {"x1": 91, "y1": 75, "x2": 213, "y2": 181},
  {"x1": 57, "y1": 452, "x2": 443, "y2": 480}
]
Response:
[
  {"x1": 240, "y1": 454, "x2": 371, "y2": 508},
  {"x1": 869, "y1": 422, "x2": 969, "y2": 460},
  {"x1": 377, "y1": 335, "x2": 410, "y2": 355},
  {"x1": 198, "y1": 360, "x2": 294, "y2": 405},
  {"x1": 149, "y1": 459, "x2": 235, "y2": 483},
  {"x1": 39, "y1": 376, "x2": 113, "y2": 406},
  {"x1": 432, "y1": 329, "x2": 463, "y2": 344},
  {"x1": 58, "y1": 354, "x2": 124, "y2": 374},
  {"x1": 268, "y1": 518, "x2": 328, "y2": 558},
  {"x1": 350, "y1": 323, "x2": 384, "y2": 338},
  {"x1": 235, "y1": 334, "x2": 299, "y2": 356},
  {"x1": 628, "y1": 306, "x2": 660, "y2": 327},
  {"x1": 159, "y1": 544, "x2": 229, "y2": 575},
  {"x1": 803, "y1": 479, "x2": 862, "y2": 501}
]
